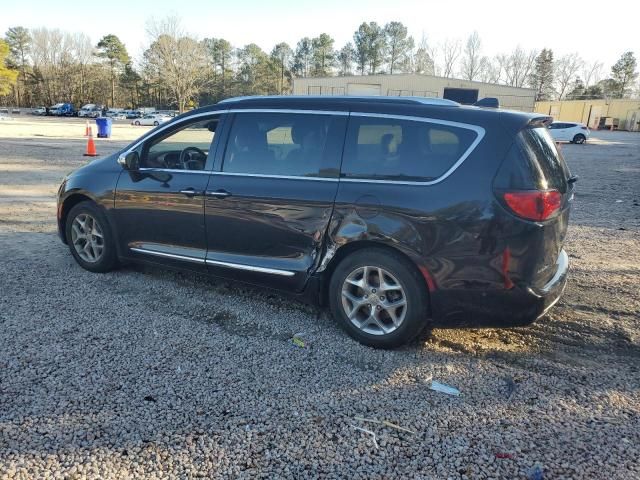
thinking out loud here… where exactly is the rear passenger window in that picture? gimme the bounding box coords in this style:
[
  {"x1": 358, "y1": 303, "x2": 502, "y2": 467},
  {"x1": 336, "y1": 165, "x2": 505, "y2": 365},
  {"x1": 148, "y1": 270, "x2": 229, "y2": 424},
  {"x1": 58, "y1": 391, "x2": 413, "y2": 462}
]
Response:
[
  {"x1": 341, "y1": 116, "x2": 479, "y2": 181},
  {"x1": 223, "y1": 112, "x2": 340, "y2": 178}
]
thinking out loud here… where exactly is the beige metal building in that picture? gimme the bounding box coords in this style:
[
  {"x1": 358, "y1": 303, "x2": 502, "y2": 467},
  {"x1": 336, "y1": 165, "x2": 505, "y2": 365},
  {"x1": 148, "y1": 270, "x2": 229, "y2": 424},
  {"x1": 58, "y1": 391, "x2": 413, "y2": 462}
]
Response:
[
  {"x1": 535, "y1": 99, "x2": 640, "y2": 131},
  {"x1": 292, "y1": 73, "x2": 537, "y2": 112}
]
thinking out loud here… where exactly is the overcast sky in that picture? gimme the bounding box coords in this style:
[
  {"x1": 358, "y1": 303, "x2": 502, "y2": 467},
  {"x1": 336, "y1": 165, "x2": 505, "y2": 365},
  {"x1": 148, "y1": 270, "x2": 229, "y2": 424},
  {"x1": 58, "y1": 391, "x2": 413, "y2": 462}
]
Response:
[{"x1": 2, "y1": 0, "x2": 638, "y2": 72}]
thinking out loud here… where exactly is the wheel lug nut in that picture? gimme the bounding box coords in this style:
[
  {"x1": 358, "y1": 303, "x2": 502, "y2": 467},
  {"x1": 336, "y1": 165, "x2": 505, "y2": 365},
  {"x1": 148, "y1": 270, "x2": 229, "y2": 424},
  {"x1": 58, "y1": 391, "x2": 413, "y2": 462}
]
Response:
[
  {"x1": 372, "y1": 289, "x2": 376, "y2": 293},
  {"x1": 380, "y1": 296, "x2": 385, "y2": 301},
  {"x1": 376, "y1": 305, "x2": 381, "y2": 310}
]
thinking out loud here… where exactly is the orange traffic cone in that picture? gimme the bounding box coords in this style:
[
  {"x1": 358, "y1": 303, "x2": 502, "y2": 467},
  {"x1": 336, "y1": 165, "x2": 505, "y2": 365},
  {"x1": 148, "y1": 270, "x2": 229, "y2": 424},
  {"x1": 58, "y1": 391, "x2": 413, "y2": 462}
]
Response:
[
  {"x1": 84, "y1": 120, "x2": 90, "y2": 136},
  {"x1": 83, "y1": 127, "x2": 98, "y2": 157}
]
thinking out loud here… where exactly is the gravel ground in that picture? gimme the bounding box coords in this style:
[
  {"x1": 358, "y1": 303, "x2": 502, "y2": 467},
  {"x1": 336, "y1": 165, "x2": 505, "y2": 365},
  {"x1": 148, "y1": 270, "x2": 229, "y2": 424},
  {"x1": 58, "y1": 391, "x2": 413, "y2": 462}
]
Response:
[{"x1": 1, "y1": 119, "x2": 639, "y2": 479}]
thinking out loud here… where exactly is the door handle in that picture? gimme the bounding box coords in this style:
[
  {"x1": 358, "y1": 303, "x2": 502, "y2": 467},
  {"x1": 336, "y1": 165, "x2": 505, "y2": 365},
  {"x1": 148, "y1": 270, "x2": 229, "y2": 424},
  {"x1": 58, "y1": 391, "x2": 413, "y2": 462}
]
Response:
[
  {"x1": 206, "y1": 189, "x2": 231, "y2": 198},
  {"x1": 179, "y1": 188, "x2": 201, "y2": 197}
]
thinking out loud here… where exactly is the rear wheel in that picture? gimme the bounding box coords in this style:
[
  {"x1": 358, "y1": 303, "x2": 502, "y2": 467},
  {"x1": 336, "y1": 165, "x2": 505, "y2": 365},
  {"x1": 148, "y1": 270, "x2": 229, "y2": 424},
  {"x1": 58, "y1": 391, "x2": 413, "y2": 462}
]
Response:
[
  {"x1": 572, "y1": 134, "x2": 586, "y2": 144},
  {"x1": 328, "y1": 248, "x2": 429, "y2": 348},
  {"x1": 134, "y1": 121, "x2": 140, "y2": 126},
  {"x1": 65, "y1": 201, "x2": 117, "y2": 273},
  {"x1": 153, "y1": 121, "x2": 159, "y2": 126}
]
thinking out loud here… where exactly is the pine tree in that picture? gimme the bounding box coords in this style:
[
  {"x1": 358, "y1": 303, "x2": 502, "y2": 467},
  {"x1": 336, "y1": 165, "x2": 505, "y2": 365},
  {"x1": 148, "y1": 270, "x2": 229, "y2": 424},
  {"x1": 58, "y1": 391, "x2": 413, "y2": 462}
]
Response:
[
  {"x1": 96, "y1": 34, "x2": 130, "y2": 107},
  {"x1": 530, "y1": 49, "x2": 554, "y2": 101},
  {"x1": 4, "y1": 27, "x2": 30, "y2": 106},
  {"x1": 384, "y1": 21, "x2": 413, "y2": 74},
  {"x1": 610, "y1": 51, "x2": 638, "y2": 98}
]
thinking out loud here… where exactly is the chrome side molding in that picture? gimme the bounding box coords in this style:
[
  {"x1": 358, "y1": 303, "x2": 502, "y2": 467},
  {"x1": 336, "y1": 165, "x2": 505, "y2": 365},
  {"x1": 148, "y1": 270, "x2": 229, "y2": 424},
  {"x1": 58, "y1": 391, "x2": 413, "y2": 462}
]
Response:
[{"x1": 130, "y1": 247, "x2": 295, "y2": 277}]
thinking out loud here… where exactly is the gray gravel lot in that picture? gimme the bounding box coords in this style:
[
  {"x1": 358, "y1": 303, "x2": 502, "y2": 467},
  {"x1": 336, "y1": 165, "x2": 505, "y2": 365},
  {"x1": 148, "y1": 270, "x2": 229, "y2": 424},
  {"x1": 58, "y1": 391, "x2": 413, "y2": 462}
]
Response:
[{"x1": 0, "y1": 122, "x2": 639, "y2": 479}]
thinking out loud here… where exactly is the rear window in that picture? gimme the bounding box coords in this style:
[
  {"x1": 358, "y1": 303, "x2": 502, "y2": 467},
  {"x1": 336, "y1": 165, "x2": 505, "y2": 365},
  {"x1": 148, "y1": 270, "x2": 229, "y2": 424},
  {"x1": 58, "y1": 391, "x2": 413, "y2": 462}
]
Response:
[
  {"x1": 499, "y1": 127, "x2": 570, "y2": 192},
  {"x1": 341, "y1": 116, "x2": 479, "y2": 182}
]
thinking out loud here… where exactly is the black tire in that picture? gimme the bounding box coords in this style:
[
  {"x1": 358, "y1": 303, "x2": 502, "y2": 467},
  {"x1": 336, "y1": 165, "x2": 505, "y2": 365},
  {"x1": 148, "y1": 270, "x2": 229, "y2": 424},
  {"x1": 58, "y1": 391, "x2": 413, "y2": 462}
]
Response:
[
  {"x1": 65, "y1": 201, "x2": 118, "y2": 273},
  {"x1": 328, "y1": 248, "x2": 429, "y2": 348},
  {"x1": 134, "y1": 121, "x2": 140, "y2": 126},
  {"x1": 153, "y1": 121, "x2": 159, "y2": 126},
  {"x1": 573, "y1": 134, "x2": 586, "y2": 144}
]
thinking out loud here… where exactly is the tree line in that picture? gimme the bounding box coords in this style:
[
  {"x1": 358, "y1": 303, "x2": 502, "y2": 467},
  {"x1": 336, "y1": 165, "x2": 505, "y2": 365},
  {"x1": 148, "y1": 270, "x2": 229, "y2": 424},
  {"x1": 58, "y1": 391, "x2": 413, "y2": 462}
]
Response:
[{"x1": 1, "y1": 18, "x2": 638, "y2": 111}]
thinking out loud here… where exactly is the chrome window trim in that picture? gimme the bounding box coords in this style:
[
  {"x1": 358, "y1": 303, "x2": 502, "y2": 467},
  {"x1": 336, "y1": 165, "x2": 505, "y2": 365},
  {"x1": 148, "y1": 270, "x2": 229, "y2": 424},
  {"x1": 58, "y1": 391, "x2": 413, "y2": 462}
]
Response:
[
  {"x1": 341, "y1": 112, "x2": 486, "y2": 186},
  {"x1": 138, "y1": 167, "x2": 209, "y2": 175},
  {"x1": 123, "y1": 109, "x2": 485, "y2": 186},
  {"x1": 210, "y1": 171, "x2": 338, "y2": 182},
  {"x1": 205, "y1": 259, "x2": 295, "y2": 277}
]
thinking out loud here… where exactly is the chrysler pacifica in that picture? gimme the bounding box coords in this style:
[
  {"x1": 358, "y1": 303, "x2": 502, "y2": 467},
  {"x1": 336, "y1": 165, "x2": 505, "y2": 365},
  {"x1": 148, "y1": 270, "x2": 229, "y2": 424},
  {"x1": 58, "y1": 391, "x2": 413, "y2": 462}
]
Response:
[{"x1": 57, "y1": 96, "x2": 572, "y2": 348}]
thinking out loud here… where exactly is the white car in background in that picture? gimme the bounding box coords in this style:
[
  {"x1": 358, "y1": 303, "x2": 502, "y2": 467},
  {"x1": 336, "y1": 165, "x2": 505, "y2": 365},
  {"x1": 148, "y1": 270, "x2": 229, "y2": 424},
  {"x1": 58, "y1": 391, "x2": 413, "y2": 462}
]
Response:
[
  {"x1": 131, "y1": 114, "x2": 172, "y2": 126},
  {"x1": 31, "y1": 106, "x2": 47, "y2": 115},
  {"x1": 548, "y1": 121, "x2": 590, "y2": 144}
]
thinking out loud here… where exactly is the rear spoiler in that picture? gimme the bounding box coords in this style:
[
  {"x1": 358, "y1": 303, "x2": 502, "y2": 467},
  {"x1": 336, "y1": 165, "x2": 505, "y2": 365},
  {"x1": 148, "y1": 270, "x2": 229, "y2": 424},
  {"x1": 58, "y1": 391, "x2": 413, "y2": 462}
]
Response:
[
  {"x1": 473, "y1": 97, "x2": 499, "y2": 108},
  {"x1": 527, "y1": 116, "x2": 553, "y2": 128}
]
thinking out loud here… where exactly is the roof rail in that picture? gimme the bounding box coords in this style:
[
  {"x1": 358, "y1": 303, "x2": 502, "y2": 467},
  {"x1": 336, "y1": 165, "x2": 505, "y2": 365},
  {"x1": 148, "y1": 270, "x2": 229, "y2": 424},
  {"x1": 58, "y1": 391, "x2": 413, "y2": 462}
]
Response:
[{"x1": 218, "y1": 95, "x2": 460, "y2": 107}]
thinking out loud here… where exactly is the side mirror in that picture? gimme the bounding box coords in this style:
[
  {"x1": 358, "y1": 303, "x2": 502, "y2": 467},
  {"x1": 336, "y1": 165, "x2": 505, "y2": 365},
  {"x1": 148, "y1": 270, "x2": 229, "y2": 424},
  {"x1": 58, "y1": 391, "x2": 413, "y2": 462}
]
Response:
[{"x1": 118, "y1": 151, "x2": 139, "y2": 170}]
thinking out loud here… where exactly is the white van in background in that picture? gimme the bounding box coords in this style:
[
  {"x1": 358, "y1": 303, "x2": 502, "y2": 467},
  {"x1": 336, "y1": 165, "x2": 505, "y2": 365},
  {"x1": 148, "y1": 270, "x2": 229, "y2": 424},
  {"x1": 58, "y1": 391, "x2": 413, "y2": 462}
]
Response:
[{"x1": 78, "y1": 104, "x2": 103, "y2": 118}]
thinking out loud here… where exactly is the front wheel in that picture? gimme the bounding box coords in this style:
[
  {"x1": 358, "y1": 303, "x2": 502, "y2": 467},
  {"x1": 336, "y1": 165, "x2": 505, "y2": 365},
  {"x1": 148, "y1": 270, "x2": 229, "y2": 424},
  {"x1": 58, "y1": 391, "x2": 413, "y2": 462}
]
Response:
[
  {"x1": 65, "y1": 201, "x2": 117, "y2": 273},
  {"x1": 153, "y1": 121, "x2": 159, "y2": 126},
  {"x1": 134, "y1": 121, "x2": 140, "y2": 126},
  {"x1": 328, "y1": 248, "x2": 429, "y2": 348},
  {"x1": 572, "y1": 134, "x2": 586, "y2": 144}
]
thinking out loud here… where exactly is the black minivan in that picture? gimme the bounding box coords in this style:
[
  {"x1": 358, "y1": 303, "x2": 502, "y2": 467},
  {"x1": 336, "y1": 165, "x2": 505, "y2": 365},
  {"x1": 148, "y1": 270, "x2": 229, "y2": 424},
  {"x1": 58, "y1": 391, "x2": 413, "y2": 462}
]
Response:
[{"x1": 57, "y1": 96, "x2": 572, "y2": 348}]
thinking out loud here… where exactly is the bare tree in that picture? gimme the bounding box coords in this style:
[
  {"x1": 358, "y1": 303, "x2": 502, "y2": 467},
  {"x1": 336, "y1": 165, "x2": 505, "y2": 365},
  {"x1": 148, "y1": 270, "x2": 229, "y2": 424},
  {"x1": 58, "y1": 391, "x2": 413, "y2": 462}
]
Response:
[
  {"x1": 478, "y1": 56, "x2": 502, "y2": 84},
  {"x1": 555, "y1": 53, "x2": 584, "y2": 99},
  {"x1": 30, "y1": 28, "x2": 70, "y2": 104},
  {"x1": 412, "y1": 34, "x2": 435, "y2": 75},
  {"x1": 71, "y1": 33, "x2": 93, "y2": 103},
  {"x1": 144, "y1": 16, "x2": 207, "y2": 112},
  {"x1": 500, "y1": 47, "x2": 538, "y2": 88},
  {"x1": 441, "y1": 38, "x2": 461, "y2": 78},
  {"x1": 582, "y1": 60, "x2": 603, "y2": 88},
  {"x1": 460, "y1": 31, "x2": 483, "y2": 81}
]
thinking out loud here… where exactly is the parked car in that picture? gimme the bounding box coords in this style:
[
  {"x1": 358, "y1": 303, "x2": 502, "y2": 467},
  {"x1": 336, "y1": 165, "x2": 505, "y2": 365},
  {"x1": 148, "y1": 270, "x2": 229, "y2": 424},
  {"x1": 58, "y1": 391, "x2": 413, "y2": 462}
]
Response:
[
  {"x1": 78, "y1": 104, "x2": 103, "y2": 118},
  {"x1": 56, "y1": 96, "x2": 574, "y2": 348},
  {"x1": 31, "y1": 106, "x2": 47, "y2": 115},
  {"x1": 132, "y1": 114, "x2": 172, "y2": 126},
  {"x1": 106, "y1": 109, "x2": 126, "y2": 120},
  {"x1": 125, "y1": 110, "x2": 143, "y2": 119},
  {"x1": 548, "y1": 121, "x2": 590, "y2": 144},
  {"x1": 49, "y1": 103, "x2": 75, "y2": 116}
]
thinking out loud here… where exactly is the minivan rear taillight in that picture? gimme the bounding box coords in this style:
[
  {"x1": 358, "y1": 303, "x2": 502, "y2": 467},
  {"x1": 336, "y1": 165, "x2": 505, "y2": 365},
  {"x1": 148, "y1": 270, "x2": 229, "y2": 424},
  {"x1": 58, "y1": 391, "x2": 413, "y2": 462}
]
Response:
[{"x1": 503, "y1": 190, "x2": 561, "y2": 221}]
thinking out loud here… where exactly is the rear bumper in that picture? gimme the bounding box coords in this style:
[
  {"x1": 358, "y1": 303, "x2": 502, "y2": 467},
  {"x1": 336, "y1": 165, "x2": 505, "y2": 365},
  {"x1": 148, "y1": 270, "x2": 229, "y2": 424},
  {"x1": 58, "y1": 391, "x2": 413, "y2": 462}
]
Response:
[{"x1": 431, "y1": 249, "x2": 569, "y2": 328}]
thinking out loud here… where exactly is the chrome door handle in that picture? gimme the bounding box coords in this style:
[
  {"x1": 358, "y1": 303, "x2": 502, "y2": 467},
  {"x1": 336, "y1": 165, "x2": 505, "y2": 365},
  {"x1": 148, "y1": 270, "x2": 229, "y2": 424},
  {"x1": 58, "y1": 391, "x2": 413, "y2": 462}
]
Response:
[
  {"x1": 180, "y1": 188, "x2": 201, "y2": 197},
  {"x1": 206, "y1": 190, "x2": 231, "y2": 198}
]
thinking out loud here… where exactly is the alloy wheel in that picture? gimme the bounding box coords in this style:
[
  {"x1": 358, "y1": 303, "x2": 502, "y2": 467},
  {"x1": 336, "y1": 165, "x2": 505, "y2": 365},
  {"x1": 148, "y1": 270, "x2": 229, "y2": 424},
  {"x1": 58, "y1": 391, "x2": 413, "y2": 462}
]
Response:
[
  {"x1": 341, "y1": 265, "x2": 407, "y2": 335},
  {"x1": 71, "y1": 213, "x2": 104, "y2": 263}
]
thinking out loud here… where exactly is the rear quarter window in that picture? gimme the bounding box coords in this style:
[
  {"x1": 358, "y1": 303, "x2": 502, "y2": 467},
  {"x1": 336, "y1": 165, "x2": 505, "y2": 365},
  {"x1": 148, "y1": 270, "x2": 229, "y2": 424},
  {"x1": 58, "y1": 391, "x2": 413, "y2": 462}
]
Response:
[{"x1": 341, "y1": 116, "x2": 479, "y2": 182}]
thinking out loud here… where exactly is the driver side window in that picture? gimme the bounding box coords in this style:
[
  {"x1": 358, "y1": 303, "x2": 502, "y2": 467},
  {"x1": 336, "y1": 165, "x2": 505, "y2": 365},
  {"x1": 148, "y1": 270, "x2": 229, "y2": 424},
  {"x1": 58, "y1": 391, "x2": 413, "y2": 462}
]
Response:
[{"x1": 142, "y1": 117, "x2": 218, "y2": 171}]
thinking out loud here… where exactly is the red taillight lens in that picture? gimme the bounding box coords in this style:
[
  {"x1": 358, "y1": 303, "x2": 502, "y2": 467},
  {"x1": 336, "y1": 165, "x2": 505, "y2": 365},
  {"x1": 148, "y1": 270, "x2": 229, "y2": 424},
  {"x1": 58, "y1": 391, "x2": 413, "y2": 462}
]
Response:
[{"x1": 503, "y1": 190, "x2": 562, "y2": 221}]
